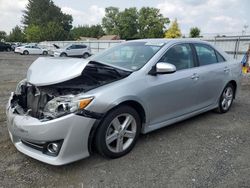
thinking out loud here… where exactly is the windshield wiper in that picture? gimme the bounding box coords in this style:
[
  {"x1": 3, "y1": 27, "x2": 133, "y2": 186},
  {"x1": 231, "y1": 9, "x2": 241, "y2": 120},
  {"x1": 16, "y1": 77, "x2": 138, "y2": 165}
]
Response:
[{"x1": 89, "y1": 61, "x2": 132, "y2": 77}]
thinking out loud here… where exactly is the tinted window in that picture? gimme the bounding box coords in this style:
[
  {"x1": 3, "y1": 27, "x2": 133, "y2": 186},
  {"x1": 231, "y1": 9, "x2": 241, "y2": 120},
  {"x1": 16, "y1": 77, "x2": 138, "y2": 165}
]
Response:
[
  {"x1": 77, "y1": 45, "x2": 87, "y2": 48},
  {"x1": 68, "y1": 45, "x2": 76, "y2": 49},
  {"x1": 194, "y1": 44, "x2": 218, "y2": 66},
  {"x1": 159, "y1": 44, "x2": 194, "y2": 70},
  {"x1": 216, "y1": 51, "x2": 225, "y2": 62}
]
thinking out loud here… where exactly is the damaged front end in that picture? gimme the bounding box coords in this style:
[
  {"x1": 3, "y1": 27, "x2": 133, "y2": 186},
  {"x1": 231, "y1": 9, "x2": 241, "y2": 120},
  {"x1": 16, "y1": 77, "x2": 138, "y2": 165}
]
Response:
[
  {"x1": 10, "y1": 60, "x2": 131, "y2": 121},
  {"x1": 11, "y1": 81, "x2": 92, "y2": 121}
]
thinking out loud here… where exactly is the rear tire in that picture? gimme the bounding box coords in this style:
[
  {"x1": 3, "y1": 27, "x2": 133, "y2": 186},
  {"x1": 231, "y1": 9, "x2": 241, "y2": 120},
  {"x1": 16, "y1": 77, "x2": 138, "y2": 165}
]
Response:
[
  {"x1": 82, "y1": 53, "x2": 90, "y2": 59},
  {"x1": 42, "y1": 51, "x2": 48, "y2": 55},
  {"x1": 215, "y1": 83, "x2": 235, "y2": 113},
  {"x1": 23, "y1": 50, "x2": 29, "y2": 55},
  {"x1": 95, "y1": 105, "x2": 141, "y2": 158}
]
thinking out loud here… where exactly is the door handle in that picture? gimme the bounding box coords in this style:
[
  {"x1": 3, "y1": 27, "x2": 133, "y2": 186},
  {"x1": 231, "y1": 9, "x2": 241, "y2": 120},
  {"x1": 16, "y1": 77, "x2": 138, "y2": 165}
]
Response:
[
  {"x1": 191, "y1": 73, "x2": 199, "y2": 80},
  {"x1": 224, "y1": 67, "x2": 230, "y2": 73}
]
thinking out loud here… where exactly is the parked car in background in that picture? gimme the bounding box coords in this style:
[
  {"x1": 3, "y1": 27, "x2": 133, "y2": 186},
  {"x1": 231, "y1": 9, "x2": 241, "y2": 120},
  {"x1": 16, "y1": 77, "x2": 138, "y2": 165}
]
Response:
[
  {"x1": 0, "y1": 42, "x2": 11, "y2": 51},
  {"x1": 11, "y1": 42, "x2": 22, "y2": 51},
  {"x1": 15, "y1": 45, "x2": 48, "y2": 55},
  {"x1": 53, "y1": 44, "x2": 91, "y2": 58},
  {"x1": 6, "y1": 39, "x2": 241, "y2": 165}
]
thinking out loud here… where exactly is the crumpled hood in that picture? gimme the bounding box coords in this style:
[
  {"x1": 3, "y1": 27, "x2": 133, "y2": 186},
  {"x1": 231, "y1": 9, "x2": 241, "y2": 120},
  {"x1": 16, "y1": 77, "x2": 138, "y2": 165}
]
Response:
[{"x1": 27, "y1": 57, "x2": 89, "y2": 86}]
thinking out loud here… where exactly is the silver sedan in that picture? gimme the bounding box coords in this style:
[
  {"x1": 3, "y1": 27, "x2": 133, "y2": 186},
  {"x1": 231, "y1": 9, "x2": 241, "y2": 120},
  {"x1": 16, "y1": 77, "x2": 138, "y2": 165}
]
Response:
[{"x1": 6, "y1": 39, "x2": 241, "y2": 165}]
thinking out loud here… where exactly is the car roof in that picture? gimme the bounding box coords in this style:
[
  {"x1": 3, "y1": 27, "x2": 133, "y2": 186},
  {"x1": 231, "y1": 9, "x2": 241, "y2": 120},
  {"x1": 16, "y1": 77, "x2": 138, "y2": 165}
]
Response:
[{"x1": 127, "y1": 38, "x2": 210, "y2": 45}]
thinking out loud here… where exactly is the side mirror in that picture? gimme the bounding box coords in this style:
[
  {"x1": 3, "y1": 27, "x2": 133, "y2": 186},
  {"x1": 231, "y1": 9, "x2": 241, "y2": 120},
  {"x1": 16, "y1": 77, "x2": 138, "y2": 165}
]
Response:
[{"x1": 149, "y1": 62, "x2": 176, "y2": 75}]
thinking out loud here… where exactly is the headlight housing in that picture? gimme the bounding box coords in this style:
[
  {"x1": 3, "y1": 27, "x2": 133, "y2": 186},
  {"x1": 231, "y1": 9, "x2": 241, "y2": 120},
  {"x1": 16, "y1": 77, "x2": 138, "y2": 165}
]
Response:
[
  {"x1": 43, "y1": 95, "x2": 93, "y2": 118},
  {"x1": 15, "y1": 79, "x2": 27, "y2": 95}
]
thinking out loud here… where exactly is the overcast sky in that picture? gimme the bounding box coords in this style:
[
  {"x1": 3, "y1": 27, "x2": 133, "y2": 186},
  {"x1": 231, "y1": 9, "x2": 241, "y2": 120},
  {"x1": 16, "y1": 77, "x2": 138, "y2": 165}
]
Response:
[{"x1": 0, "y1": 0, "x2": 249, "y2": 36}]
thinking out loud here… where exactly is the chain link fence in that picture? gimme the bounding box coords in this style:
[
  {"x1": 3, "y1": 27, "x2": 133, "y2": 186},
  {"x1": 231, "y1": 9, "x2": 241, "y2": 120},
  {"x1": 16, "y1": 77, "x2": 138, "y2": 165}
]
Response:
[
  {"x1": 39, "y1": 40, "x2": 124, "y2": 55},
  {"x1": 39, "y1": 36, "x2": 250, "y2": 61},
  {"x1": 204, "y1": 35, "x2": 250, "y2": 61}
]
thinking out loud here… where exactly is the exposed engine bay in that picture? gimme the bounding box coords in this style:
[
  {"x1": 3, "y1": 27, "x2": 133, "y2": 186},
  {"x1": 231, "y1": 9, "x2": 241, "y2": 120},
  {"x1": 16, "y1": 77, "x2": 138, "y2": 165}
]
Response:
[{"x1": 10, "y1": 61, "x2": 131, "y2": 120}]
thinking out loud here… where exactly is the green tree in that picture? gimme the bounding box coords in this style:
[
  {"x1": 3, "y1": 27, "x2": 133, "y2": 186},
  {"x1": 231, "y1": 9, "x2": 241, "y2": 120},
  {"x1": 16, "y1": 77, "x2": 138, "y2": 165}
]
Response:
[
  {"x1": 0, "y1": 31, "x2": 7, "y2": 41},
  {"x1": 42, "y1": 22, "x2": 68, "y2": 41},
  {"x1": 118, "y1": 7, "x2": 139, "y2": 39},
  {"x1": 22, "y1": 0, "x2": 73, "y2": 41},
  {"x1": 7, "y1": 26, "x2": 26, "y2": 42},
  {"x1": 70, "y1": 25, "x2": 105, "y2": 39},
  {"x1": 102, "y1": 7, "x2": 169, "y2": 39},
  {"x1": 164, "y1": 19, "x2": 181, "y2": 38},
  {"x1": 25, "y1": 25, "x2": 43, "y2": 42},
  {"x1": 189, "y1": 27, "x2": 201, "y2": 38},
  {"x1": 89, "y1": 25, "x2": 105, "y2": 38},
  {"x1": 102, "y1": 7, "x2": 120, "y2": 35},
  {"x1": 138, "y1": 7, "x2": 169, "y2": 38}
]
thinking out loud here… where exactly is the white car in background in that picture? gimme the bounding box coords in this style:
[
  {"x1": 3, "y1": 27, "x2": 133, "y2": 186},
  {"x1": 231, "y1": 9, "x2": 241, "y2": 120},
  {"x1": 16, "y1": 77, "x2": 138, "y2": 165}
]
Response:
[
  {"x1": 15, "y1": 45, "x2": 48, "y2": 55},
  {"x1": 53, "y1": 44, "x2": 91, "y2": 58}
]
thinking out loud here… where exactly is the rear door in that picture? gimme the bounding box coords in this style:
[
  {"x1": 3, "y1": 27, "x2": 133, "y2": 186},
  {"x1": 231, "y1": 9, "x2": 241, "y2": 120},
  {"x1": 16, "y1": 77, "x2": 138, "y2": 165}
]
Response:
[
  {"x1": 192, "y1": 43, "x2": 229, "y2": 107},
  {"x1": 77, "y1": 45, "x2": 87, "y2": 56},
  {"x1": 32, "y1": 46, "x2": 43, "y2": 54},
  {"x1": 66, "y1": 45, "x2": 75, "y2": 56}
]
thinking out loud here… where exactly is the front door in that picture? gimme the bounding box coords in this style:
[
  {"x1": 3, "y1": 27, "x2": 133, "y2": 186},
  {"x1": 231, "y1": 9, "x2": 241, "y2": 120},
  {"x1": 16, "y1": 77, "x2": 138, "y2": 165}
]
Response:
[{"x1": 145, "y1": 43, "x2": 201, "y2": 126}]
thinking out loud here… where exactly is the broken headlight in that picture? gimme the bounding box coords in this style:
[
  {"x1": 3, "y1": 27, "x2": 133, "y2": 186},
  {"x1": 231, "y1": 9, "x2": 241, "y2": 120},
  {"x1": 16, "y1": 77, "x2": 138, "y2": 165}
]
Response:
[
  {"x1": 15, "y1": 79, "x2": 27, "y2": 94},
  {"x1": 43, "y1": 95, "x2": 93, "y2": 118}
]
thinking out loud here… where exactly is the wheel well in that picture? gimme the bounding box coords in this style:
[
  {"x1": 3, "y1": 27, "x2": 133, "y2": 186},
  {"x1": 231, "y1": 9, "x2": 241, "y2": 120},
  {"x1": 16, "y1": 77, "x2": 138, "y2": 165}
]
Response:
[
  {"x1": 228, "y1": 80, "x2": 237, "y2": 98},
  {"x1": 88, "y1": 100, "x2": 146, "y2": 154},
  {"x1": 119, "y1": 100, "x2": 146, "y2": 124}
]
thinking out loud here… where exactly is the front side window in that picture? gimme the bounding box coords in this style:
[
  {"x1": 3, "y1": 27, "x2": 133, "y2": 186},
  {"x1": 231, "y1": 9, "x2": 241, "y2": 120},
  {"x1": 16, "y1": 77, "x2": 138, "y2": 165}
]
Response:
[
  {"x1": 159, "y1": 44, "x2": 194, "y2": 70},
  {"x1": 93, "y1": 42, "x2": 164, "y2": 71},
  {"x1": 67, "y1": 45, "x2": 76, "y2": 50},
  {"x1": 194, "y1": 44, "x2": 218, "y2": 66}
]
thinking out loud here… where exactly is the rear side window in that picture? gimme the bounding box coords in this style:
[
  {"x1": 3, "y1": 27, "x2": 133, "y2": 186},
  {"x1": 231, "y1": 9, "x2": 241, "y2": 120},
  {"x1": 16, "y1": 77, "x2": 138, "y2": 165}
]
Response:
[
  {"x1": 159, "y1": 44, "x2": 194, "y2": 70},
  {"x1": 216, "y1": 51, "x2": 226, "y2": 62},
  {"x1": 194, "y1": 44, "x2": 217, "y2": 66},
  {"x1": 79, "y1": 45, "x2": 87, "y2": 48}
]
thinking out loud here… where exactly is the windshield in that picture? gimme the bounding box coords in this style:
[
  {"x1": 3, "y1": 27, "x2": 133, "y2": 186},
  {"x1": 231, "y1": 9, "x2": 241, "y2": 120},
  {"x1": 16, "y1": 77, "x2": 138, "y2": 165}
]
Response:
[{"x1": 92, "y1": 41, "x2": 165, "y2": 71}]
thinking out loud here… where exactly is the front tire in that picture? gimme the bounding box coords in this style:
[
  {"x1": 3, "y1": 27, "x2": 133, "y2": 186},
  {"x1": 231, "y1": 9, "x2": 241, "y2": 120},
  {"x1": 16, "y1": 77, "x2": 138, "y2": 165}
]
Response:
[
  {"x1": 216, "y1": 83, "x2": 235, "y2": 113},
  {"x1": 43, "y1": 51, "x2": 48, "y2": 55},
  {"x1": 95, "y1": 105, "x2": 141, "y2": 158},
  {"x1": 60, "y1": 53, "x2": 67, "y2": 57}
]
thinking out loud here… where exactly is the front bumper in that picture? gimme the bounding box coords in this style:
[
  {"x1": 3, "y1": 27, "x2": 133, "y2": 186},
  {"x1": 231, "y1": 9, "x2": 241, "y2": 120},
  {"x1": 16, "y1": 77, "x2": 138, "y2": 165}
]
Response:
[
  {"x1": 6, "y1": 93, "x2": 96, "y2": 165},
  {"x1": 53, "y1": 51, "x2": 61, "y2": 57}
]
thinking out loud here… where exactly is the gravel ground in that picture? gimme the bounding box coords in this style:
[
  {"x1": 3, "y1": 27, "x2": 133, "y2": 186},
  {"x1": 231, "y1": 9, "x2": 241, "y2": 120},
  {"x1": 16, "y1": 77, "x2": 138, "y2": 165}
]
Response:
[{"x1": 0, "y1": 52, "x2": 250, "y2": 188}]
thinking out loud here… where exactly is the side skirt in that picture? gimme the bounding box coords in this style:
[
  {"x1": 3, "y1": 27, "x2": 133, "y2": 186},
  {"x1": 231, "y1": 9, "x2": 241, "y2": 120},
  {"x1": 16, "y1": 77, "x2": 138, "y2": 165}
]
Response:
[{"x1": 142, "y1": 104, "x2": 218, "y2": 134}]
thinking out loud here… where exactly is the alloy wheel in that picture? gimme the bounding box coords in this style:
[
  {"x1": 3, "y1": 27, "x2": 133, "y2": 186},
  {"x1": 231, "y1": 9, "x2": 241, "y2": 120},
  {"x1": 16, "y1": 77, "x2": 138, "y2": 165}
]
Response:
[
  {"x1": 105, "y1": 113, "x2": 137, "y2": 153},
  {"x1": 221, "y1": 86, "x2": 233, "y2": 111}
]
